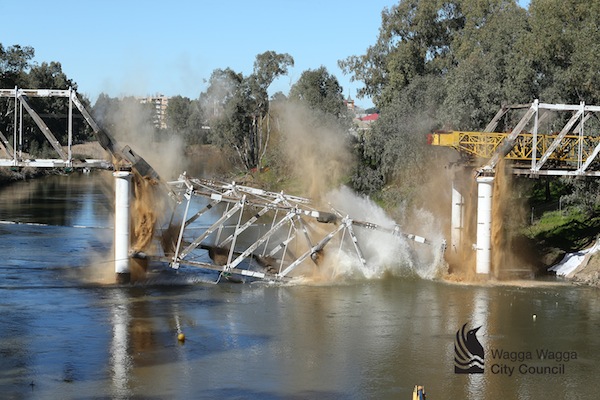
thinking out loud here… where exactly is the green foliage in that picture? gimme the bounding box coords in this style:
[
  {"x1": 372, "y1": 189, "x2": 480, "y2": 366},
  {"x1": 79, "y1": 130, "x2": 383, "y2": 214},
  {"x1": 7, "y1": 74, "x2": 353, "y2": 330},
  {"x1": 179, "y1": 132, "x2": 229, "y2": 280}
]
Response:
[
  {"x1": 525, "y1": 208, "x2": 600, "y2": 251},
  {"x1": 339, "y1": 0, "x2": 465, "y2": 106},
  {"x1": 0, "y1": 46, "x2": 92, "y2": 152},
  {"x1": 523, "y1": 0, "x2": 600, "y2": 103},
  {"x1": 200, "y1": 52, "x2": 294, "y2": 171},
  {"x1": 351, "y1": 74, "x2": 444, "y2": 198},
  {"x1": 289, "y1": 66, "x2": 347, "y2": 117},
  {"x1": 0, "y1": 44, "x2": 34, "y2": 87},
  {"x1": 559, "y1": 177, "x2": 600, "y2": 217}
]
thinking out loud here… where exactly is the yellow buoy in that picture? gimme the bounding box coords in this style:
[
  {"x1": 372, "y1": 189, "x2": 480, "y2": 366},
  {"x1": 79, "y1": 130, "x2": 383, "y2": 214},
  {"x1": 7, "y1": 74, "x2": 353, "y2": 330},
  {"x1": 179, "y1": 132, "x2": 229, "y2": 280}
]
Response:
[{"x1": 177, "y1": 333, "x2": 186, "y2": 342}]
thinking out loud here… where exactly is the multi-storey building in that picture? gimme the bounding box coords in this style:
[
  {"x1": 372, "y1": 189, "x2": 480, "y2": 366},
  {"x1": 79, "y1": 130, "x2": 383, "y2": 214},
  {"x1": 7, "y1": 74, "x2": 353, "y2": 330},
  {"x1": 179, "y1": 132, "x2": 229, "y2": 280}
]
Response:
[{"x1": 138, "y1": 94, "x2": 169, "y2": 129}]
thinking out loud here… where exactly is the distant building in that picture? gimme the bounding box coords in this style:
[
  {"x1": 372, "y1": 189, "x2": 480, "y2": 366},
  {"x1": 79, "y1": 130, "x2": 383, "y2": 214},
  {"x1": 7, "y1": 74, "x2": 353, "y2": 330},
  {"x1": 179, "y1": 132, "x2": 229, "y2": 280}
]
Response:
[
  {"x1": 358, "y1": 113, "x2": 379, "y2": 122},
  {"x1": 138, "y1": 94, "x2": 169, "y2": 129},
  {"x1": 353, "y1": 112, "x2": 379, "y2": 132},
  {"x1": 344, "y1": 93, "x2": 355, "y2": 110}
]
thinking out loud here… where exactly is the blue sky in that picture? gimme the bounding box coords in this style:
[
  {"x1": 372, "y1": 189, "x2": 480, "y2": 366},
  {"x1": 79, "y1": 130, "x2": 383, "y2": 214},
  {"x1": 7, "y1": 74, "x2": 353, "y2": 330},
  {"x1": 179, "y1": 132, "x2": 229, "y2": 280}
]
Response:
[{"x1": 2, "y1": 0, "x2": 530, "y2": 109}]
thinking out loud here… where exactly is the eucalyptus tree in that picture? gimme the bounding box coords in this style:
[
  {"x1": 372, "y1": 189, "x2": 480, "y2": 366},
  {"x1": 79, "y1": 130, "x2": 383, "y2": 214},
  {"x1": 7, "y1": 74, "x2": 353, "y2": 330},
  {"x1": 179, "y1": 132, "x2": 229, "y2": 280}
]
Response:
[
  {"x1": 340, "y1": 0, "x2": 532, "y2": 197},
  {"x1": 522, "y1": 0, "x2": 600, "y2": 104},
  {"x1": 338, "y1": 0, "x2": 465, "y2": 109},
  {"x1": 0, "y1": 43, "x2": 34, "y2": 87},
  {"x1": 201, "y1": 51, "x2": 294, "y2": 171},
  {"x1": 0, "y1": 44, "x2": 35, "y2": 153},
  {"x1": 440, "y1": 0, "x2": 529, "y2": 129}
]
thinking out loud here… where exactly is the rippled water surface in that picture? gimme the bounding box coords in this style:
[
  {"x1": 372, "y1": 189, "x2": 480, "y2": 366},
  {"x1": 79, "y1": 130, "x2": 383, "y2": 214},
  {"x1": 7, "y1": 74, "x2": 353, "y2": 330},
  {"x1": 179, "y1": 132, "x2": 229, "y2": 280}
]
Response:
[{"x1": 1, "y1": 173, "x2": 599, "y2": 399}]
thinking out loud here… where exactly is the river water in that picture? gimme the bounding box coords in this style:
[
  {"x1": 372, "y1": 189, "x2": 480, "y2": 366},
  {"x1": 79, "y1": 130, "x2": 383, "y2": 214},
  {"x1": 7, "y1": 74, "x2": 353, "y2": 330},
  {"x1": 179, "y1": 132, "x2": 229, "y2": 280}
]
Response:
[{"x1": 1, "y1": 173, "x2": 599, "y2": 399}]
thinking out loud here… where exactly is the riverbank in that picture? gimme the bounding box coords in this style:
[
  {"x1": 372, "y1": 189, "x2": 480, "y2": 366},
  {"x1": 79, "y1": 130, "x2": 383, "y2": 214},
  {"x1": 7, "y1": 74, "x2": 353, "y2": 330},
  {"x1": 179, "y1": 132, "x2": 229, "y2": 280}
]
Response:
[
  {"x1": 548, "y1": 240, "x2": 600, "y2": 287},
  {"x1": 0, "y1": 167, "x2": 48, "y2": 185}
]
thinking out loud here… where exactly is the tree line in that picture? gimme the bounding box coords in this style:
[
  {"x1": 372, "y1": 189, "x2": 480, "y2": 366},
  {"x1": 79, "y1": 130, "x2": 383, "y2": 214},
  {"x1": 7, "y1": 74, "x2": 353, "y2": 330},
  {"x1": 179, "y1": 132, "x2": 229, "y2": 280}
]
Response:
[{"x1": 341, "y1": 0, "x2": 600, "y2": 198}]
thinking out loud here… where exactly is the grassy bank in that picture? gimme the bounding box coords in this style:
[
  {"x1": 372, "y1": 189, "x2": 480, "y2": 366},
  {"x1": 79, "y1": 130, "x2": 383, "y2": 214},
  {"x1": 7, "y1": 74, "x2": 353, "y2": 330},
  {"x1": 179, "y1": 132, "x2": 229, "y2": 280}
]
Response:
[{"x1": 524, "y1": 208, "x2": 600, "y2": 267}]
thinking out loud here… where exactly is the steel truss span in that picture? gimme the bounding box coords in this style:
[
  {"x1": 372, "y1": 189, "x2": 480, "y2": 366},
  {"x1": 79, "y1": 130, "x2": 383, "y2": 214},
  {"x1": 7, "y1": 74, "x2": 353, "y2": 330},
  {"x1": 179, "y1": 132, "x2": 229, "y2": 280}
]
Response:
[
  {"x1": 429, "y1": 100, "x2": 600, "y2": 176},
  {"x1": 162, "y1": 174, "x2": 436, "y2": 283},
  {"x1": 0, "y1": 87, "x2": 113, "y2": 170}
]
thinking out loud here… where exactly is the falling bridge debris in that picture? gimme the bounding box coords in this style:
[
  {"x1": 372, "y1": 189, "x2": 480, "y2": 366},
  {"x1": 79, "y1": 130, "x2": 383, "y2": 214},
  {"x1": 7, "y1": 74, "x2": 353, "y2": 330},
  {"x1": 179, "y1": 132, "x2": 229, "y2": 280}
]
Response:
[{"x1": 156, "y1": 174, "x2": 438, "y2": 283}]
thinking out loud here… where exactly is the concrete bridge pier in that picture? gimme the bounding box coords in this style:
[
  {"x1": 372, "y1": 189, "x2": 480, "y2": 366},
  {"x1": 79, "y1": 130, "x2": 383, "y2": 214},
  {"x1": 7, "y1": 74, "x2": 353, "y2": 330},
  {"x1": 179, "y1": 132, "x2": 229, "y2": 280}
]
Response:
[
  {"x1": 450, "y1": 182, "x2": 465, "y2": 254},
  {"x1": 475, "y1": 175, "x2": 494, "y2": 275},
  {"x1": 114, "y1": 171, "x2": 132, "y2": 283}
]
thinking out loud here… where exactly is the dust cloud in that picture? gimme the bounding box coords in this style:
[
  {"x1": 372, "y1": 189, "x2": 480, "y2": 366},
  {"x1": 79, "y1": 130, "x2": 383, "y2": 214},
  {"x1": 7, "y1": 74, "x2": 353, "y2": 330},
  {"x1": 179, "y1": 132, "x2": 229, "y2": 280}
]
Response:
[
  {"x1": 323, "y1": 186, "x2": 446, "y2": 281},
  {"x1": 80, "y1": 99, "x2": 181, "y2": 284},
  {"x1": 441, "y1": 159, "x2": 535, "y2": 282},
  {"x1": 277, "y1": 103, "x2": 352, "y2": 201},
  {"x1": 272, "y1": 103, "x2": 447, "y2": 282}
]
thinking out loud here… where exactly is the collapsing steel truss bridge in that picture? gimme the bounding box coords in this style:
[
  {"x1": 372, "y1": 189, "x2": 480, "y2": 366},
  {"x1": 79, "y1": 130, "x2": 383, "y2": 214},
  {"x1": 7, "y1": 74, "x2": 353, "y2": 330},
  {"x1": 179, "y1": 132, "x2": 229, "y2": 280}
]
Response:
[
  {"x1": 157, "y1": 174, "x2": 435, "y2": 283},
  {"x1": 0, "y1": 87, "x2": 437, "y2": 282}
]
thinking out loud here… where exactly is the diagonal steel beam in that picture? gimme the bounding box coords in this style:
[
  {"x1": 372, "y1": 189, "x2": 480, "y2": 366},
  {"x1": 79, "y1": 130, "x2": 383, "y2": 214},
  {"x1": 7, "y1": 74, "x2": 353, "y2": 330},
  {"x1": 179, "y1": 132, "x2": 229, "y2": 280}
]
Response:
[
  {"x1": 218, "y1": 197, "x2": 283, "y2": 248},
  {"x1": 178, "y1": 201, "x2": 243, "y2": 259},
  {"x1": 225, "y1": 210, "x2": 296, "y2": 271},
  {"x1": 533, "y1": 108, "x2": 583, "y2": 171},
  {"x1": 277, "y1": 222, "x2": 347, "y2": 278},
  {"x1": 0, "y1": 130, "x2": 14, "y2": 159},
  {"x1": 483, "y1": 101, "x2": 537, "y2": 171},
  {"x1": 17, "y1": 93, "x2": 68, "y2": 161}
]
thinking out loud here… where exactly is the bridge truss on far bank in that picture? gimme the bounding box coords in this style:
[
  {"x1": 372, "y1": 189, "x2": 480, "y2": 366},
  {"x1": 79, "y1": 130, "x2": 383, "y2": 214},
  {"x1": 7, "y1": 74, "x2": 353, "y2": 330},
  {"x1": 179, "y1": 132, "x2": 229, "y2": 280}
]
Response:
[
  {"x1": 430, "y1": 100, "x2": 600, "y2": 176},
  {"x1": 0, "y1": 87, "x2": 113, "y2": 170}
]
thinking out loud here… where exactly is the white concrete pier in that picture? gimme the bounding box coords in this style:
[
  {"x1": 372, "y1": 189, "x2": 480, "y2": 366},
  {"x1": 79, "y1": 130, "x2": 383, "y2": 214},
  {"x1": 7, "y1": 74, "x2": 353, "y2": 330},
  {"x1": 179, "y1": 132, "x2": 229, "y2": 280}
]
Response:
[
  {"x1": 114, "y1": 171, "x2": 132, "y2": 283},
  {"x1": 475, "y1": 176, "x2": 494, "y2": 275},
  {"x1": 451, "y1": 183, "x2": 464, "y2": 253}
]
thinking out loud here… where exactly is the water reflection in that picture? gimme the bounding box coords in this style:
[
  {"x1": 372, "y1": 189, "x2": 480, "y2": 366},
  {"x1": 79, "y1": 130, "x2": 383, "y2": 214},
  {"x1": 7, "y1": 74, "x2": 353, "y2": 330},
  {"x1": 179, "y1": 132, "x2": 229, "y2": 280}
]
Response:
[
  {"x1": 110, "y1": 289, "x2": 131, "y2": 397},
  {"x1": 1, "y1": 174, "x2": 600, "y2": 399}
]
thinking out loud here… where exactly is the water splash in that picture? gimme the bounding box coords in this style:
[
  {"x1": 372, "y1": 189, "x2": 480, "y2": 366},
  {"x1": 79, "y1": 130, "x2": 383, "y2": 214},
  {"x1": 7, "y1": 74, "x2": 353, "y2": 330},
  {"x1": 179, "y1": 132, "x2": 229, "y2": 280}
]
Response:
[{"x1": 323, "y1": 186, "x2": 446, "y2": 281}]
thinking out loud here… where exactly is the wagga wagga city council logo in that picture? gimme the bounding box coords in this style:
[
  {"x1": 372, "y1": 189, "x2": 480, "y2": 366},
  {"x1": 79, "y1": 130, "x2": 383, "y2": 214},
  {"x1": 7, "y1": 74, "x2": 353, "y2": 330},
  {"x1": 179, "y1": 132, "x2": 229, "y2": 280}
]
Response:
[
  {"x1": 454, "y1": 322, "x2": 578, "y2": 376},
  {"x1": 454, "y1": 323, "x2": 484, "y2": 374}
]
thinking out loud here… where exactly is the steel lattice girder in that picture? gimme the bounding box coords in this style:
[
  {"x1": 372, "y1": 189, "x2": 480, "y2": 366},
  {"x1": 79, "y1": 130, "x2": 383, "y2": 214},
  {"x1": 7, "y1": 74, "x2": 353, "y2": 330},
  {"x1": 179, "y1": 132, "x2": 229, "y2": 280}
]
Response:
[
  {"x1": 163, "y1": 175, "x2": 433, "y2": 282},
  {"x1": 430, "y1": 100, "x2": 600, "y2": 176}
]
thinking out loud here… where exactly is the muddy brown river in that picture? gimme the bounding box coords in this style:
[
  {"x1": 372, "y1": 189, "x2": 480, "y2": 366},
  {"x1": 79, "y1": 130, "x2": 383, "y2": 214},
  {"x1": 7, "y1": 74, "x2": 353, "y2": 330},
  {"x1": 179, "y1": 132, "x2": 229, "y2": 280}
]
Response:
[{"x1": 0, "y1": 173, "x2": 599, "y2": 399}]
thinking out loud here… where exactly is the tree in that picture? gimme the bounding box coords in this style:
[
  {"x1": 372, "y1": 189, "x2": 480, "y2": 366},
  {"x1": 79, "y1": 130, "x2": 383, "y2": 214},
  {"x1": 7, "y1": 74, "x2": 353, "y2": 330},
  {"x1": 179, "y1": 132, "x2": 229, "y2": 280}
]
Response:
[
  {"x1": 0, "y1": 43, "x2": 34, "y2": 87},
  {"x1": 201, "y1": 52, "x2": 294, "y2": 171},
  {"x1": 0, "y1": 44, "x2": 35, "y2": 153},
  {"x1": 1, "y1": 48, "x2": 91, "y2": 154},
  {"x1": 288, "y1": 66, "x2": 348, "y2": 118},
  {"x1": 185, "y1": 100, "x2": 208, "y2": 145},
  {"x1": 25, "y1": 61, "x2": 90, "y2": 146},
  {"x1": 521, "y1": 0, "x2": 600, "y2": 104},
  {"x1": 339, "y1": 0, "x2": 464, "y2": 108},
  {"x1": 351, "y1": 75, "x2": 445, "y2": 197},
  {"x1": 440, "y1": 0, "x2": 529, "y2": 129},
  {"x1": 166, "y1": 95, "x2": 192, "y2": 134}
]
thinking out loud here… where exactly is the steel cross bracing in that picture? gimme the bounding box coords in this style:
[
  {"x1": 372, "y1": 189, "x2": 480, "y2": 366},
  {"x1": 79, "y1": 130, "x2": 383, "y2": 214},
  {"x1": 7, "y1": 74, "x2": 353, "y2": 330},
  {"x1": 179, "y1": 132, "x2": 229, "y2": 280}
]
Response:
[
  {"x1": 429, "y1": 100, "x2": 600, "y2": 176},
  {"x1": 161, "y1": 174, "x2": 434, "y2": 282},
  {"x1": 0, "y1": 87, "x2": 112, "y2": 169}
]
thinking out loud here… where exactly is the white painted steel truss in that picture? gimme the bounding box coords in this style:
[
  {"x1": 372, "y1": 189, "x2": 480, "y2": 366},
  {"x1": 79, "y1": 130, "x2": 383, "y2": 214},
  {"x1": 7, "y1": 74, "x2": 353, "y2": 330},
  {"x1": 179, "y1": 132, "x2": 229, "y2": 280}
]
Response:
[
  {"x1": 162, "y1": 174, "x2": 433, "y2": 282},
  {"x1": 0, "y1": 87, "x2": 111, "y2": 169},
  {"x1": 480, "y1": 100, "x2": 600, "y2": 176}
]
